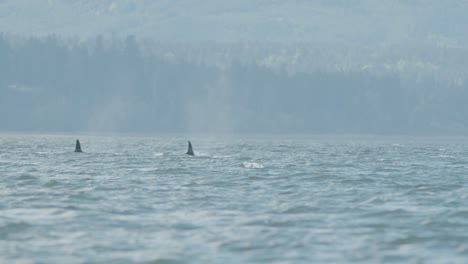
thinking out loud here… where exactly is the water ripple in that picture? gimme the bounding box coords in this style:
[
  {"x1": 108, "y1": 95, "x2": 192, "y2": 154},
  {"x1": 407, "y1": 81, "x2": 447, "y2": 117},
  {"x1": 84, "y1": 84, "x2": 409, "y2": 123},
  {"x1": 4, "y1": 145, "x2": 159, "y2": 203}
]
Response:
[{"x1": 1, "y1": 135, "x2": 468, "y2": 263}]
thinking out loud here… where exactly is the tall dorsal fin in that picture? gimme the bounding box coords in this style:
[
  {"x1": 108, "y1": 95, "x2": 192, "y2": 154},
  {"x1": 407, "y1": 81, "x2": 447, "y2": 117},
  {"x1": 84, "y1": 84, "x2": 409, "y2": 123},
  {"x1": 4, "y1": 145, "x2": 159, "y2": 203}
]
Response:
[
  {"x1": 75, "y1": 139, "x2": 82, "y2": 152},
  {"x1": 186, "y1": 140, "x2": 194, "y2": 156}
]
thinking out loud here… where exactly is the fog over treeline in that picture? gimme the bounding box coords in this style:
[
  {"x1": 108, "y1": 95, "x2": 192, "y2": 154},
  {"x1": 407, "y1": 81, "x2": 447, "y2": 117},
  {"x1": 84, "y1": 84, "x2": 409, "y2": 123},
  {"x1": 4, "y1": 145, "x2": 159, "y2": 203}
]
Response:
[
  {"x1": 1, "y1": 0, "x2": 468, "y2": 135},
  {"x1": 1, "y1": 33, "x2": 468, "y2": 135}
]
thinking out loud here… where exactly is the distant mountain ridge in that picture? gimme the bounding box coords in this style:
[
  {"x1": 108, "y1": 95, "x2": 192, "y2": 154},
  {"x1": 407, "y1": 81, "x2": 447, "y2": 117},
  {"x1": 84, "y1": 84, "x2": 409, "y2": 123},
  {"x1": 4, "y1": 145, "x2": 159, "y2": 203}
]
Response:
[{"x1": 0, "y1": 0, "x2": 467, "y2": 45}]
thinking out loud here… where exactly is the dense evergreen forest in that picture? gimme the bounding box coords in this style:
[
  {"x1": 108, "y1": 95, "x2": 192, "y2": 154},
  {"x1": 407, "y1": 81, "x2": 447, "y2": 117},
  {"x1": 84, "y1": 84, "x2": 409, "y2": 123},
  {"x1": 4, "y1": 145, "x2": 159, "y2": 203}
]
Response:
[{"x1": 1, "y1": 34, "x2": 467, "y2": 135}]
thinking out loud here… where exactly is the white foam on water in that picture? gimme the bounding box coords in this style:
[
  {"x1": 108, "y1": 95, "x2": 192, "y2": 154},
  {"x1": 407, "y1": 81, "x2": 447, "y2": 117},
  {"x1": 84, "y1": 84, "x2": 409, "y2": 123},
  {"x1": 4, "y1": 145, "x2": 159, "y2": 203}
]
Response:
[
  {"x1": 241, "y1": 161, "x2": 264, "y2": 169},
  {"x1": 138, "y1": 167, "x2": 159, "y2": 172}
]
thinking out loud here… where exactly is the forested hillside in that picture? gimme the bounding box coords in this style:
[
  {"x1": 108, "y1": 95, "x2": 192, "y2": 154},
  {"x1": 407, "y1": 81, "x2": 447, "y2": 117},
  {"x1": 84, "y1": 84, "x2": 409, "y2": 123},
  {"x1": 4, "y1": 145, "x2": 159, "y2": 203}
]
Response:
[{"x1": 1, "y1": 34, "x2": 467, "y2": 134}]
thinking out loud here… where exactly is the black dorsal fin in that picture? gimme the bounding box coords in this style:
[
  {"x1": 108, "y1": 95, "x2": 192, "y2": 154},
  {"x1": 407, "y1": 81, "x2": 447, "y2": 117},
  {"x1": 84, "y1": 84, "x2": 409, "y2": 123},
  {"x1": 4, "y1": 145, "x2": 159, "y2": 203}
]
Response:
[
  {"x1": 186, "y1": 141, "x2": 194, "y2": 156},
  {"x1": 75, "y1": 139, "x2": 82, "y2": 152}
]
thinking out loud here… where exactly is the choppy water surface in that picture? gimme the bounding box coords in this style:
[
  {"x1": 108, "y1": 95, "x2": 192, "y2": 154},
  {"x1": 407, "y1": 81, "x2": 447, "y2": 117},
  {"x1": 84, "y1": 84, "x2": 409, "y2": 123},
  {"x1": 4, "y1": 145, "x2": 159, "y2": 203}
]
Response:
[{"x1": 1, "y1": 134, "x2": 468, "y2": 263}]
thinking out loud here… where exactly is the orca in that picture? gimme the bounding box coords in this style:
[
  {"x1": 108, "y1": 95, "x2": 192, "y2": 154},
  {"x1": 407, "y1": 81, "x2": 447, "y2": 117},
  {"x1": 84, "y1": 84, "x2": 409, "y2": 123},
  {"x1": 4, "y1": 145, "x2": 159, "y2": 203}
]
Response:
[
  {"x1": 75, "y1": 139, "x2": 82, "y2": 153},
  {"x1": 186, "y1": 141, "x2": 194, "y2": 156}
]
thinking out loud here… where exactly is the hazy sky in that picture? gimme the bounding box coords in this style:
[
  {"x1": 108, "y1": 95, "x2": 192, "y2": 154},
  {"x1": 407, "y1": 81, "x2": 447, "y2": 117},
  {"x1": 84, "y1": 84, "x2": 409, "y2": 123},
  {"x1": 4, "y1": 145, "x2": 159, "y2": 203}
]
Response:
[{"x1": 0, "y1": 0, "x2": 467, "y2": 45}]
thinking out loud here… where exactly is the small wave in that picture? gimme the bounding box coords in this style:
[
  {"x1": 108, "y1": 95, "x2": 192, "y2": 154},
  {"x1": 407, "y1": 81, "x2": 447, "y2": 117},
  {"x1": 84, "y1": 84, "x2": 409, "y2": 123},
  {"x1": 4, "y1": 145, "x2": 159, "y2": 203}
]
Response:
[
  {"x1": 64, "y1": 205, "x2": 81, "y2": 211},
  {"x1": 137, "y1": 167, "x2": 159, "y2": 172},
  {"x1": 149, "y1": 258, "x2": 185, "y2": 264},
  {"x1": 171, "y1": 223, "x2": 200, "y2": 230},
  {"x1": 420, "y1": 218, "x2": 432, "y2": 225},
  {"x1": 241, "y1": 162, "x2": 264, "y2": 169},
  {"x1": 193, "y1": 152, "x2": 210, "y2": 157},
  {"x1": 44, "y1": 180, "x2": 60, "y2": 187},
  {"x1": 109, "y1": 152, "x2": 125, "y2": 157},
  {"x1": 457, "y1": 244, "x2": 468, "y2": 253},
  {"x1": 16, "y1": 174, "x2": 37, "y2": 181},
  {"x1": 448, "y1": 210, "x2": 468, "y2": 218},
  {"x1": 0, "y1": 222, "x2": 30, "y2": 239},
  {"x1": 153, "y1": 152, "x2": 164, "y2": 157},
  {"x1": 281, "y1": 205, "x2": 314, "y2": 214},
  {"x1": 361, "y1": 196, "x2": 386, "y2": 205},
  {"x1": 364, "y1": 208, "x2": 410, "y2": 218},
  {"x1": 213, "y1": 155, "x2": 232, "y2": 159},
  {"x1": 436, "y1": 154, "x2": 452, "y2": 159},
  {"x1": 388, "y1": 235, "x2": 425, "y2": 246}
]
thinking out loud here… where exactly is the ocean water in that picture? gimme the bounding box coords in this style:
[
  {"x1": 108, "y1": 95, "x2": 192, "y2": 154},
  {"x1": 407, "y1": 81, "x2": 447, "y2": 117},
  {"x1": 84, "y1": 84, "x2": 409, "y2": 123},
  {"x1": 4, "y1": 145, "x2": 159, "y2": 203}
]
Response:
[{"x1": 1, "y1": 134, "x2": 468, "y2": 263}]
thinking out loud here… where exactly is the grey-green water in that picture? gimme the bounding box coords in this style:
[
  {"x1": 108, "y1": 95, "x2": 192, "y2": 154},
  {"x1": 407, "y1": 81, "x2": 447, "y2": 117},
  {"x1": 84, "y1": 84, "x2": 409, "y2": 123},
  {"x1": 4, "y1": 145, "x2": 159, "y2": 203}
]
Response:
[{"x1": 1, "y1": 134, "x2": 468, "y2": 263}]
